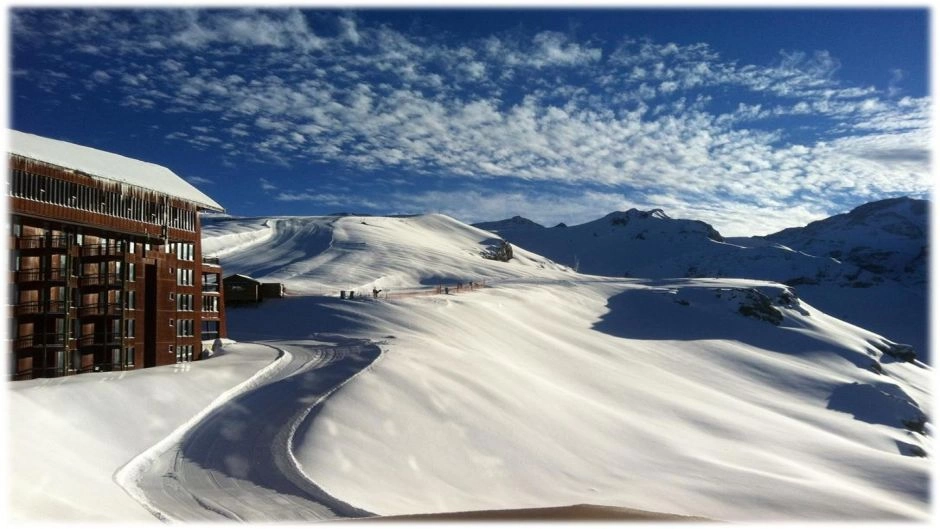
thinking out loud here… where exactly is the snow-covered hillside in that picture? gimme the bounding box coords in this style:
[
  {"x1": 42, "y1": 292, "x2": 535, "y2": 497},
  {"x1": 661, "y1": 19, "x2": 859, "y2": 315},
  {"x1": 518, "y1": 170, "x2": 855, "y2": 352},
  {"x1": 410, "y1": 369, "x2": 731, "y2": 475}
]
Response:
[
  {"x1": 285, "y1": 278, "x2": 931, "y2": 520},
  {"x1": 474, "y1": 199, "x2": 929, "y2": 361},
  {"x1": 201, "y1": 214, "x2": 569, "y2": 294},
  {"x1": 8, "y1": 212, "x2": 932, "y2": 522}
]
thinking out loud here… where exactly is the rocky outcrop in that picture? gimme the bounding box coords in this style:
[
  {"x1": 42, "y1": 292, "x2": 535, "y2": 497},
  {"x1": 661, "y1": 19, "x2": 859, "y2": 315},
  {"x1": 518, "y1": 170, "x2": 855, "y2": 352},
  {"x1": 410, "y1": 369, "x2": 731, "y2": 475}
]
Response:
[{"x1": 481, "y1": 239, "x2": 514, "y2": 262}]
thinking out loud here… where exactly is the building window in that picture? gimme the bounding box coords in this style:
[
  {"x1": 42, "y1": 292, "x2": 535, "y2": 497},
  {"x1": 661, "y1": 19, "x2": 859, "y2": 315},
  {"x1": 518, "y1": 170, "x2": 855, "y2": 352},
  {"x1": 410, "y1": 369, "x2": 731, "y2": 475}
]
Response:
[
  {"x1": 177, "y1": 294, "x2": 193, "y2": 311},
  {"x1": 175, "y1": 344, "x2": 193, "y2": 362},
  {"x1": 176, "y1": 319, "x2": 194, "y2": 337},
  {"x1": 125, "y1": 347, "x2": 135, "y2": 366},
  {"x1": 177, "y1": 268, "x2": 193, "y2": 286},
  {"x1": 125, "y1": 319, "x2": 135, "y2": 338},
  {"x1": 202, "y1": 295, "x2": 219, "y2": 312},
  {"x1": 127, "y1": 262, "x2": 135, "y2": 282},
  {"x1": 176, "y1": 242, "x2": 194, "y2": 261},
  {"x1": 125, "y1": 291, "x2": 136, "y2": 310},
  {"x1": 174, "y1": 345, "x2": 194, "y2": 363},
  {"x1": 202, "y1": 273, "x2": 219, "y2": 292},
  {"x1": 201, "y1": 320, "x2": 220, "y2": 340}
]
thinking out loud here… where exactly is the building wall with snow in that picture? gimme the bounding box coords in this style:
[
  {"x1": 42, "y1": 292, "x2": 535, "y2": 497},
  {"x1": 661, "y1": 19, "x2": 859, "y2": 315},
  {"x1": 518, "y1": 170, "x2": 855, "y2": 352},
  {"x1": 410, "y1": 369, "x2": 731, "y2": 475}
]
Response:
[{"x1": 7, "y1": 130, "x2": 227, "y2": 380}]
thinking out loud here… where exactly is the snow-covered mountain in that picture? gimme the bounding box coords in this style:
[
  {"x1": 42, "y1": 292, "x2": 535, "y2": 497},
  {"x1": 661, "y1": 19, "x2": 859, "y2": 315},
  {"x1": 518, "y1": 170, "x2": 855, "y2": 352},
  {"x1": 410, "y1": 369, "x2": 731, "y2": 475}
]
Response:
[
  {"x1": 473, "y1": 198, "x2": 929, "y2": 361},
  {"x1": 762, "y1": 197, "x2": 928, "y2": 287},
  {"x1": 473, "y1": 208, "x2": 832, "y2": 280},
  {"x1": 200, "y1": 214, "x2": 569, "y2": 294},
  {"x1": 10, "y1": 211, "x2": 932, "y2": 522}
]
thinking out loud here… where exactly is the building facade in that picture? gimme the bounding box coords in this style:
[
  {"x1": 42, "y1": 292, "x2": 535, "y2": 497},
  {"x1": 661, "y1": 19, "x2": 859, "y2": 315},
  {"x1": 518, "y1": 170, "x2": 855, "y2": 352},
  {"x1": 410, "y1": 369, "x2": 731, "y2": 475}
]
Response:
[{"x1": 7, "y1": 130, "x2": 227, "y2": 380}]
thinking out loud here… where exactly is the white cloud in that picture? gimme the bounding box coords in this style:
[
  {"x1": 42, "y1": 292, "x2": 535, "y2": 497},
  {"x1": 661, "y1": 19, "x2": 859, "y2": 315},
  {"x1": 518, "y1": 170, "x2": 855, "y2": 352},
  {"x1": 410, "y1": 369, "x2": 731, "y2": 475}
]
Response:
[
  {"x1": 11, "y1": 9, "x2": 930, "y2": 236},
  {"x1": 91, "y1": 70, "x2": 111, "y2": 83},
  {"x1": 260, "y1": 178, "x2": 278, "y2": 192},
  {"x1": 186, "y1": 175, "x2": 214, "y2": 185},
  {"x1": 530, "y1": 31, "x2": 602, "y2": 67},
  {"x1": 338, "y1": 15, "x2": 361, "y2": 45}
]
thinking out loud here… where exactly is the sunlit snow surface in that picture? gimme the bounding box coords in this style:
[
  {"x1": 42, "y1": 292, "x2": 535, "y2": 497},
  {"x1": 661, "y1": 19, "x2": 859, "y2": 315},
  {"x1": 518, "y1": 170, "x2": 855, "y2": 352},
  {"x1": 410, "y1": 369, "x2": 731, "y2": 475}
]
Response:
[{"x1": 8, "y1": 213, "x2": 931, "y2": 522}]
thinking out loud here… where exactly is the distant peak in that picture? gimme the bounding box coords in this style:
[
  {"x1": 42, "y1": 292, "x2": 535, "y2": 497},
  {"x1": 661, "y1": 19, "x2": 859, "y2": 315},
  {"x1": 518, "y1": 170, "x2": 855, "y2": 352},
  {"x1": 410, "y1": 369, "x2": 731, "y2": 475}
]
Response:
[
  {"x1": 606, "y1": 208, "x2": 672, "y2": 221},
  {"x1": 508, "y1": 215, "x2": 537, "y2": 224},
  {"x1": 473, "y1": 216, "x2": 545, "y2": 230},
  {"x1": 847, "y1": 196, "x2": 926, "y2": 219}
]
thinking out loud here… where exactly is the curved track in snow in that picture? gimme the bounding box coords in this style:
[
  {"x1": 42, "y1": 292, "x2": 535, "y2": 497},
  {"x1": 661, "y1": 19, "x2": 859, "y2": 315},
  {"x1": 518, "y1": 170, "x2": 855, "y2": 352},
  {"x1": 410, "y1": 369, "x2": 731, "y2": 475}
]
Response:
[{"x1": 136, "y1": 339, "x2": 380, "y2": 522}]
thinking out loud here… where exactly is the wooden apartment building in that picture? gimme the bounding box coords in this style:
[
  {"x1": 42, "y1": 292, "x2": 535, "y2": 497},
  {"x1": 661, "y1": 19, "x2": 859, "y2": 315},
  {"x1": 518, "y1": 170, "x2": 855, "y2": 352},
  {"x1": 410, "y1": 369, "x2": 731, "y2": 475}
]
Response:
[{"x1": 7, "y1": 130, "x2": 227, "y2": 380}]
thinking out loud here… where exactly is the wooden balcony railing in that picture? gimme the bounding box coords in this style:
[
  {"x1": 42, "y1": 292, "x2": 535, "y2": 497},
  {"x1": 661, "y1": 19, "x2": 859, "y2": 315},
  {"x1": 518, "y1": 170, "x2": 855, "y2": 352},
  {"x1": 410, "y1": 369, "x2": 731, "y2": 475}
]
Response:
[
  {"x1": 13, "y1": 333, "x2": 68, "y2": 349},
  {"x1": 13, "y1": 300, "x2": 70, "y2": 316},
  {"x1": 77, "y1": 303, "x2": 122, "y2": 317},
  {"x1": 16, "y1": 236, "x2": 69, "y2": 250}
]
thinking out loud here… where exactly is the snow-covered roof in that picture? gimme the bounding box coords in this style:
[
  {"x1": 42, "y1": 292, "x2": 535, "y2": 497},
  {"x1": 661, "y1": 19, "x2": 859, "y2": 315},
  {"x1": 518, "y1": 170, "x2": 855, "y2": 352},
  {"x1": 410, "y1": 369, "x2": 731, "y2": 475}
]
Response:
[{"x1": 8, "y1": 130, "x2": 223, "y2": 212}]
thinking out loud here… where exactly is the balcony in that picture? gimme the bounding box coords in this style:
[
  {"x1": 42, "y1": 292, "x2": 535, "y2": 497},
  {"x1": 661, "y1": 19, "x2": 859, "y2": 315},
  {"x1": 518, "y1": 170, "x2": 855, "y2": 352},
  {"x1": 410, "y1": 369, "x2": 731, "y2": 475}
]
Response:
[
  {"x1": 81, "y1": 245, "x2": 127, "y2": 258},
  {"x1": 14, "y1": 300, "x2": 70, "y2": 316},
  {"x1": 14, "y1": 332, "x2": 68, "y2": 349},
  {"x1": 79, "y1": 273, "x2": 124, "y2": 288},
  {"x1": 15, "y1": 269, "x2": 68, "y2": 283},
  {"x1": 16, "y1": 236, "x2": 69, "y2": 250},
  {"x1": 202, "y1": 256, "x2": 221, "y2": 266},
  {"x1": 78, "y1": 303, "x2": 123, "y2": 317},
  {"x1": 77, "y1": 334, "x2": 123, "y2": 347}
]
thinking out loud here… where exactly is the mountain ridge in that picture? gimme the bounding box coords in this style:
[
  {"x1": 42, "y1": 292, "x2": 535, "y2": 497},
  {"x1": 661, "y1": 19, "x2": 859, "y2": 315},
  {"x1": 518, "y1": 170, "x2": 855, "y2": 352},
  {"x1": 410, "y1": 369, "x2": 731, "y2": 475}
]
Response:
[{"x1": 471, "y1": 196, "x2": 928, "y2": 360}]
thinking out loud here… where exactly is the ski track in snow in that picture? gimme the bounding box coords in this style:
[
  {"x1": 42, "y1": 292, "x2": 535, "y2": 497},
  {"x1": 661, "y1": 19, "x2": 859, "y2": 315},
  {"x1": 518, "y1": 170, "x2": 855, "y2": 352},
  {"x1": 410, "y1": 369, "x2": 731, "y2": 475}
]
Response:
[{"x1": 129, "y1": 339, "x2": 381, "y2": 522}]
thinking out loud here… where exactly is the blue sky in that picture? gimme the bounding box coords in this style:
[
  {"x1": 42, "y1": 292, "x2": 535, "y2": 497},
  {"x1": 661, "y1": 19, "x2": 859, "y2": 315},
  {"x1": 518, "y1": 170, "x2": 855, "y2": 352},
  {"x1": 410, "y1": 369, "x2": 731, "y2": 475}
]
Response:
[{"x1": 8, "y1": 6, "x2": 931, "y2": 236}]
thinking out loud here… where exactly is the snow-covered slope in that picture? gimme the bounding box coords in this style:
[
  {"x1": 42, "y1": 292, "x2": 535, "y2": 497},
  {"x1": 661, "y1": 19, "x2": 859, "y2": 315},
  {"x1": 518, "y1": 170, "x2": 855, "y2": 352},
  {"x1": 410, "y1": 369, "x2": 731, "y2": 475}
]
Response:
[
  {"x1": 205, "y1": 213, "x2": 930, "y2": 519},
  {"x1": 473, "y1": 200, "x2": 929, "y2": 361},
  {"x1": 284, "y1": 278, "x2": 930, "y2": 520},
  {"x1": 7, "y1": 343, "x2": 280, "y2": 521},
  {"x1": 201, "y1": 214, "x2": 570, "y2": 294},
  {"x1": 9, "y1": 211, "x2": 932, "y2": 522}
]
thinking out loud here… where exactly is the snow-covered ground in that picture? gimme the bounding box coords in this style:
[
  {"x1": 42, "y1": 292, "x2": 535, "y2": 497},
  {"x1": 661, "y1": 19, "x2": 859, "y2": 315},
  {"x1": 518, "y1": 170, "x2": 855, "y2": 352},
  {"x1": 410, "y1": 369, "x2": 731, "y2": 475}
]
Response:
[
  {"x1": 7, "y1": 343, "x2": 279, "y2": 521},
  {"x1": 287, "y1": 279, "x2": 930, "y2": 520},
  {"x1": 6, "y1": 213, "x2": 932, "y2": 522}
]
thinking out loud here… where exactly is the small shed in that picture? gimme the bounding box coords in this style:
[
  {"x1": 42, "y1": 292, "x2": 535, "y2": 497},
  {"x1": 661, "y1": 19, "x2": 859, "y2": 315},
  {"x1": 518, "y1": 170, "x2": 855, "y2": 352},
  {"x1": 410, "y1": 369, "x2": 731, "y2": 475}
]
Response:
[
  {"x1": 224, "y1": 274, "x2": 261, "y2": 304},
  {"x1": 261, "y1": 282, "x2": 285, "y2": 299}
]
